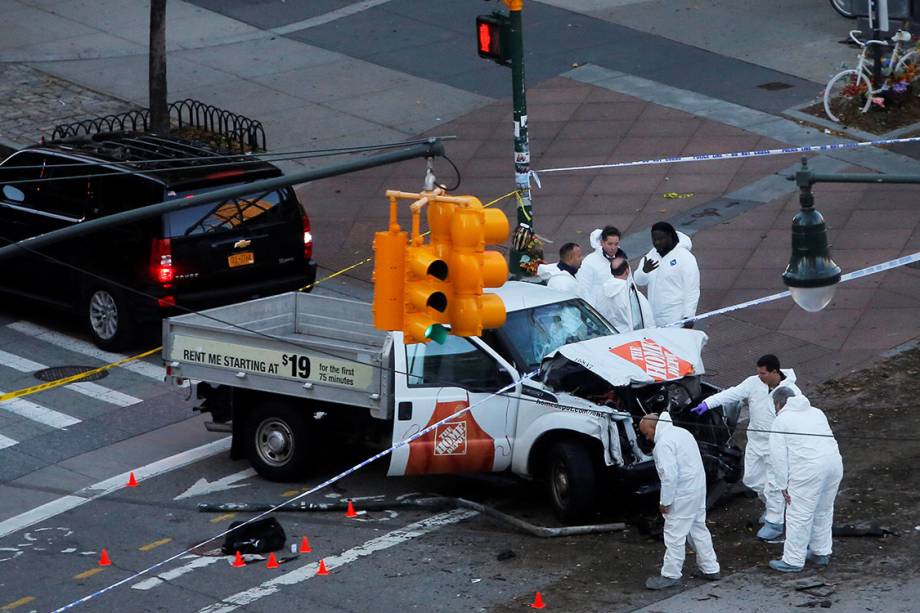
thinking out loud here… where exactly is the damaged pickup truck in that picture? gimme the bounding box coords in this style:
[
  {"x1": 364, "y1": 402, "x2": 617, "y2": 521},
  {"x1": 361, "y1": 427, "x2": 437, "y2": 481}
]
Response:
[{"x1": 164, "y1": 282, "x2": 742, "y2": 523}]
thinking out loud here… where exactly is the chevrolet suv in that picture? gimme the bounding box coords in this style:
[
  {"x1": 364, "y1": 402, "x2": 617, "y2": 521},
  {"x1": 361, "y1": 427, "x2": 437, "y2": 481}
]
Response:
[{"x1": 0, "y1": 133, "x2": 316, "y2": 350}]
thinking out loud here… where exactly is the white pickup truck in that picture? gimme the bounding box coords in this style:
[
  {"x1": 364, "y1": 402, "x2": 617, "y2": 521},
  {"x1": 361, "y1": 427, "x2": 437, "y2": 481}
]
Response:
[{"x1": 163, "y1": 282, "x2": 741, "y2": 522}]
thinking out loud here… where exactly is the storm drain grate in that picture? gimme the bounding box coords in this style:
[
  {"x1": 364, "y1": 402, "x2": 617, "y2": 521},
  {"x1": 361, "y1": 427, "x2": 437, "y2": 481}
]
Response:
[
  {"x1": 34, "y1": 365, "x2": 108, "y2": 383},
  {"x1": 757, "y1": 81, "x2": 794, "y2": 91}
]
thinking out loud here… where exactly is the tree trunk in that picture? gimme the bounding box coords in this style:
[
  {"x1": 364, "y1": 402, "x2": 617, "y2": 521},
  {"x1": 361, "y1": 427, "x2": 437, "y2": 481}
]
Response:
[{"x1": 149, "y1": 0, "x2": 169, "y2": 134}]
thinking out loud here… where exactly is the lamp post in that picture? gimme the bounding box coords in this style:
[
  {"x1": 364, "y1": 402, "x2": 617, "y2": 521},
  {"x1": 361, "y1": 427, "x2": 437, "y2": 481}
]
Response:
[{"x1": 783, "y1": 156, "x2": 920, "y2": 311}]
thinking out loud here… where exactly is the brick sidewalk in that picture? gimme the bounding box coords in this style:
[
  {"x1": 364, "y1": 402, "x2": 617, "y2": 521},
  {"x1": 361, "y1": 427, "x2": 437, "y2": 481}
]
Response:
[{"x1": 302, "y1": 75, "x2": 920, "y2": 389}]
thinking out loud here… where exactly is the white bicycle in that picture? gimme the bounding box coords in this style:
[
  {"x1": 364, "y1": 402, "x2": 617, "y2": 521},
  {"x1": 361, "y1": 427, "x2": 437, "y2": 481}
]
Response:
[
  {"x1": 829, "y1": 0, "x2": 858, "y2": 19},
  {"x1": 823, "y1": 29, "x2": 919, "y2": 123}
]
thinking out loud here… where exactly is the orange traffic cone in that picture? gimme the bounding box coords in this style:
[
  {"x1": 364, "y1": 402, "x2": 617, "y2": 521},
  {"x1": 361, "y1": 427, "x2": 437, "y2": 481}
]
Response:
[
  {"x1": 530, "y1": 592, "x2": 545, "y2": 609},
  {"x1": 98, "y1": 549, "x2": 112, "y2": 566},
  {"x1": 126, "y1": 472, "x2": 138, "y2": 487},
  {"x1": 316, "y1": 559, "x2": 329, "y2": 576},
  {"x1": 345, "y1": 500, "x2": 357, "y2": 518},
  {"x1": 266, "y1": 552, "x2": 280, "y2": 569},
  {"x1": 299, "y1": 536, "x2": 312, "y2": 553},
  {"x1": 231, "y1": 551, "x2": 245, "y2": 568}
]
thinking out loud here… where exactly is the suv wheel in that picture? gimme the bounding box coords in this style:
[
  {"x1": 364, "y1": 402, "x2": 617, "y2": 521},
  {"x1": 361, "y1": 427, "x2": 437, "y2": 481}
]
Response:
[
  {"x1": 546, "y1": 441, "x2": 596, "y2": 524},
  {"x1": 245, "y1": 402, "x2": 311, "y2": 482},
  {"x1": 85, "y1": 285, "x2": 135, "y2": 350}
]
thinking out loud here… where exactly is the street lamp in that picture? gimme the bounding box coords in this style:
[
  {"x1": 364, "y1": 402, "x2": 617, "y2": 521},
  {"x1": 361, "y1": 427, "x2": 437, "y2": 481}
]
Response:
[{"x1": 782, "y1": 159, "x2": 841, "y2": 312}]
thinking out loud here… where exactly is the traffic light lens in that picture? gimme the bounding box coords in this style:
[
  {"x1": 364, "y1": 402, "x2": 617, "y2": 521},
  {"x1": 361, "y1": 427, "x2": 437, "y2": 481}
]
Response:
[
  {"x1": 478, "y1": 22, "x2": 491, "y2": 54},
  {"x1": 426, "y1": 323, "x2": 449, "y2": 345},
  {"x1": 427, "y1": 291, "x2": 447, "y2": 313},
  {"x1": 428, "y1": 259, "x2": 448, "y2": 281}
]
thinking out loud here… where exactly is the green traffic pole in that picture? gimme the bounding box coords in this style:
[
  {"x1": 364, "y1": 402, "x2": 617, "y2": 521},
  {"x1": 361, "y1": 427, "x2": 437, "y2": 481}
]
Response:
[{"x1": 506, "y1": 0, "x2": 533, "y2": 279}]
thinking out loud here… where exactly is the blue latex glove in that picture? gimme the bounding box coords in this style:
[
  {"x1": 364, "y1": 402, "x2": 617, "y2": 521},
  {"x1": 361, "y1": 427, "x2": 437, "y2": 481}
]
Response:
[{"x1": 690, "y1": 401, "x2": 709, "y2": 415}]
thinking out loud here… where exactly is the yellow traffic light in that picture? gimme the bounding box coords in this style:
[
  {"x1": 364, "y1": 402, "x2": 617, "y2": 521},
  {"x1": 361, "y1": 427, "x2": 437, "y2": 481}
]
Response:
[
  {"x1": 403, "y1": 243, "x2": 449, "y2": 344},
  {"x1": 448, "y1": 198, "x2": 510, "y2": 337},
  {"x1": 371, "y1": 219, "x2": 407, "y2": 331}
]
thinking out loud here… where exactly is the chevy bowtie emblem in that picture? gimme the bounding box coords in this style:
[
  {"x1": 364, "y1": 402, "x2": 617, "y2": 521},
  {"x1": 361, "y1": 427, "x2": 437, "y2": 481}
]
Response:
[{"x1": 234, "y1": 239, "x2": 251, "y2": 249}]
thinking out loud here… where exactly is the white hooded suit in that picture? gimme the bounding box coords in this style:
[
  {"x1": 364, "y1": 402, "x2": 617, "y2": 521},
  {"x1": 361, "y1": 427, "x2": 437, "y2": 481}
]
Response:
[
  {"x1": 653, "y1": 412, "x2": 720, "y2": 579},
  {"x1": 704, "y1": 369, "x2": 800, "y2": 525},
  {"x1": 536, "y1": 262, "x2": 577, "y2": 293},
  {"x1": 597, "y1": 276, "x2": 655, "y2": 332},
  {"x1": 769, "y1": 395, "x2": 843, "y2": 568},
  {"x1": 633, "y1": 231, "x2": 700, "y2": 327},
  {"x1": 575, "y1": 228, "x2": 614, "y2": 309}
]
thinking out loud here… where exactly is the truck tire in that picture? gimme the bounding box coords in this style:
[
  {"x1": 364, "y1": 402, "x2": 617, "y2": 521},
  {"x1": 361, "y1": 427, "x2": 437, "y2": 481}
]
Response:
[
  {"x1": 245, "y1": 402, "x2": 310, "y2": 482},
  {"x1": 546, "y1": 441, "x2": 596, "y2": 524}
]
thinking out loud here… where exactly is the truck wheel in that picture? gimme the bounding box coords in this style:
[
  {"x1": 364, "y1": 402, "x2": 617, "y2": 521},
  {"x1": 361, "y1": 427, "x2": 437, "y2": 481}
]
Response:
[
  {"x1": 546, "y1": 441, "x2": 596, "y2": 524},
  {"x1": 85, "y1": 284, "x2": 136, "y2": 351},
  {"x1": 245, "y1": 402, "x2": 310, "y2": 482}
]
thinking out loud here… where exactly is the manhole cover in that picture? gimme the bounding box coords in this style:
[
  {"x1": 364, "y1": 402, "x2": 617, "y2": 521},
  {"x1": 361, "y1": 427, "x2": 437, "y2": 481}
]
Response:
[
  {"x1": 34, "y1": 366, "x2": 108, "y2": 383},
  {"x1": 757, "y1": 81, "x2": 794, "y2": 91}
]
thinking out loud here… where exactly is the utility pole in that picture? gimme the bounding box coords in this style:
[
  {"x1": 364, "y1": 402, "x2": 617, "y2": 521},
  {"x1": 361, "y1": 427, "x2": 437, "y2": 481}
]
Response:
[
  {"x1": 476, "y1": 1, "x2": 532, "y2": 279},
  {"x1": 869, "y1": 0, "x2": 889, "y2": 87}
]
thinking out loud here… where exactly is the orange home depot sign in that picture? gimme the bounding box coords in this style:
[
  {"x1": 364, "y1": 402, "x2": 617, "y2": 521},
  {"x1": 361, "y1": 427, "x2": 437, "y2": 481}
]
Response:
[
  {"x1": 610, "y1": 338, "x2": 694, "y2": 382},
  {"x1": 405, "y1": 400, "x2": 495, "y2": 475}
]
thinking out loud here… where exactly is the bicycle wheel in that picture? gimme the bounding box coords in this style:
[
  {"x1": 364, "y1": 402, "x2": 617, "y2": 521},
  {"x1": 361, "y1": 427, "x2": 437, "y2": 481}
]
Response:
[
  {"x1": 824, "y1": 69, "x2": 872, "y2": 123},
  {"x1": 895, "y1": 50, "x2": 919, "y2": 82},
  {"x1": 829, "y1": 0, "x2": 858, "y2": 19}
]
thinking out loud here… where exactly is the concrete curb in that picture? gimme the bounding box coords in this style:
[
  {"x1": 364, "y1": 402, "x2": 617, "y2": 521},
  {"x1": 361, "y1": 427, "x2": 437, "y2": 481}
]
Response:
[{"x1": 782, "y1": 100, "x2": 920, "y2": 142}]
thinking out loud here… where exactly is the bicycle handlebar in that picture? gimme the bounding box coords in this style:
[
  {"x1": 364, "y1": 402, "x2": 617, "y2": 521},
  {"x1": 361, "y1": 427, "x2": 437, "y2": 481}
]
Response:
[{"x1": 849, "y1": 29, "x2": 892, "y2": 48}]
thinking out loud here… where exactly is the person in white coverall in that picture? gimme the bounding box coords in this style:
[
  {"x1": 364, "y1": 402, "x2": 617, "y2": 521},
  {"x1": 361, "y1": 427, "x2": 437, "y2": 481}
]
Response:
[
  {"x1": 633, "y1": 222, "x2": 699, "y2": 328},
  {"x1": 597, "y1": 254, "x2": 655, "y2": 332},
  {"x1": 536, "y1": 242, "x2": 582, "y2": 293},
  {"x1": 576, "y1": 225, "x2": 622, "y2": 309},
  {"x1": 768, "y1": 387, "x2": 843, "y2": 572},
  {"x1": 639, "y1": 412, "x2": 720, "y2": 590},
  {"x1": 691, "y1": 354, "x2": 800, "y2": 541}
]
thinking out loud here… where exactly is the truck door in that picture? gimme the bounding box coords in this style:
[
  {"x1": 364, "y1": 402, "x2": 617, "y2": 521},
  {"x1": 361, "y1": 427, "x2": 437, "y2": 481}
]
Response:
[{"x1": 388, "y1": 333, "x2": 520, "y2": 477}]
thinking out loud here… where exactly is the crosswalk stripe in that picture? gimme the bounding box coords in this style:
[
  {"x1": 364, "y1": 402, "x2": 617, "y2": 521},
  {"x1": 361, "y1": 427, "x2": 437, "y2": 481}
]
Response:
[
  {"x1": 0, "y1": 392, "x2": 81, "y2": 428},
  {"x1": 0, "y1": 433, "x2": 18, "y2": 450},
  {"x1": 0, "y1": 349, "x2": 141, "y2": 407},
  {"x1": 6, "y1": 322, "x2": 163, "y2": 381},
  {"x1": 131, "y1": 556, "x2": 222, "y2": 591}
]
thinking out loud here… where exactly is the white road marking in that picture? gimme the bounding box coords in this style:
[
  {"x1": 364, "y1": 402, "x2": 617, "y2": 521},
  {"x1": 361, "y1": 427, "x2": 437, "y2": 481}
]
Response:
[
  {"x1": 0, "y1": 349, "x2": 141, "y2": 407},
  {"x1": 131, "y1": 555, "x2": 222, "y2": 591},
  {"x1": 270, "y1": 0, "x2": 395, "y2": 34},
  {"x1": 197, "y1": 509, "x2": 478, "y2": 613},
  {"x1": 0, "y1": 433, "x2": 18, "y2": 450},
  {"x1": 7, "y1": 321, "x2": 164, "y2": 381},
  {"x1": 0, "y1": 393, "x2": 80, "y2": 429},
  {"x1": 0, "y1": 437, "x2": 230, "y2": 539},
  {"x1": 174, "y1": 468, "x2": 257, "y2": 501}
]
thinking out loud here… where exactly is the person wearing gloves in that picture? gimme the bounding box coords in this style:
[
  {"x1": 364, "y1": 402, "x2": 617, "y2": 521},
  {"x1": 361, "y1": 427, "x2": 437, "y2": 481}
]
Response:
[
  {"x1": 639, "y1": 412, "x2": 720, "y2": 590},
  {"x1": 690, "y1": 354, "x2": 800, "y2": 541},
  {"x1": 768, "y1": 387, "x2": 843, "y2": 573},
  {"x1": 576, "y1": 225, "x2": 622, "y2": 309},
  {"x1": 598, "y1": 254, "x2": 654, "y2": 332},
  {"x1": 633, "y1": 222, "x2": 699, "y2": 328},
  {"x1": 536, "y1": 242, "x2": 582, "y2": 293}
]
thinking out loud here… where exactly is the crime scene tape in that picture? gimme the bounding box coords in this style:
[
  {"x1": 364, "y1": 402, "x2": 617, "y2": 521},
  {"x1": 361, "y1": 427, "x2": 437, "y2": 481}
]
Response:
[
  {"x1": 0, "y1": 189, "x2": 522, "y2": 404},
  {"x1": 51, "y1": 374, "x2": 529, "y2": 612},
  {"x1": 0, "y1": 347, "x2": 161, "y2": 403},
  {"x1": 672, "y1": 250, "x2": 920, "y2": 327},
  {"x1": 530, "y1": 134, "x2": 920, "y2": 179}
]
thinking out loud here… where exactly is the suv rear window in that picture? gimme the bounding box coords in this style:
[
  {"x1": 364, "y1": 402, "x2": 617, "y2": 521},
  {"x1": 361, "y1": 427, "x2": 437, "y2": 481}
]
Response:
[{"x1": 163, "y1": 187, "x2": 288, "y2": 237}]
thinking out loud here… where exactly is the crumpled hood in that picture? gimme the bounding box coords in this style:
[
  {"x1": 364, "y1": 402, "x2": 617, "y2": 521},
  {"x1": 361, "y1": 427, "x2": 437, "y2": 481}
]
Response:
[
  {"x1": 675, "y1": 230, "x2": 693, "y2": 252},
  {"x1": 780, "y1": 368, "x2": 797, "y2": 387},
  {"x1": 654, "y1": 411, "x2": 673, "y2": 443},
  {"x1": 543, "y1": 328, "x2": 708, "y2": 387},
  {"x1": 781, "y1": 394, "x2": 811, "y2": 413},
  {"x1": 590, "y1": 228, "x2": 603, "y2": 250}
]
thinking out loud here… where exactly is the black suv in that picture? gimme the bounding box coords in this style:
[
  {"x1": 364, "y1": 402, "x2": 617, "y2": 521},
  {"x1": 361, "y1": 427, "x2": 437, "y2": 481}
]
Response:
[{"x1": 0, "y1": 133, "x2": 317, "y2": 349}]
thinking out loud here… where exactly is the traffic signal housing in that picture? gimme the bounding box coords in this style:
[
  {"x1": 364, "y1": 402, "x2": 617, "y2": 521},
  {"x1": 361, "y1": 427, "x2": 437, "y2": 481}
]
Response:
[
  {"x1": 403, "y1": 242, "x2": 449, "y2": 344},
  {"x1": 476, "y1": 13, "x2": 511, "y2": 65},
  {"x1": 448, "y1": 198, "x2": 510, "y2": 337}
]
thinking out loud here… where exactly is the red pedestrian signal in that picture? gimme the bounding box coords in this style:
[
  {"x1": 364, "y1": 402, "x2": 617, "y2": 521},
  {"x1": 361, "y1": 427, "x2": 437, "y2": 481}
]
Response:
[{"x1": 476, "y1": 14, "x2": 510, "y2": 65}]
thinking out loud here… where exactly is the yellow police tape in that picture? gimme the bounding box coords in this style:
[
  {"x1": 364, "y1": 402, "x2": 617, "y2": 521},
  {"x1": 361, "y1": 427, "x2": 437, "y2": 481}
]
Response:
[
  {"x1": 0, "y1": 346, "x2": 162, "y2": 404},
  {"x1": 0, "y1": 189, "x2": 522, "y2": 404}
]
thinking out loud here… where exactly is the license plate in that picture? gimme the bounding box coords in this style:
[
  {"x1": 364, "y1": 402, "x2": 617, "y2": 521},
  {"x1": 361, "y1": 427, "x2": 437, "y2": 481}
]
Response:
[{"x1": 228, "y1": 252, "x2": 254, "y2": 268}]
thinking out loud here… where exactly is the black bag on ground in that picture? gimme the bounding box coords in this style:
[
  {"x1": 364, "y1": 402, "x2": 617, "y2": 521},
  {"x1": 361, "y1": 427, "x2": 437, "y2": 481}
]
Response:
[{"x1": 221, "y1": 517, "x2": 286, "y2": 554}]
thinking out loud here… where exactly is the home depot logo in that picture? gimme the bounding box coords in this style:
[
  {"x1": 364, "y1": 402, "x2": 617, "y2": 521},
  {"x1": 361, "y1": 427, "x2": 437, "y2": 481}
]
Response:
[
  {"x1": 434, "y1": 421, "x2": 467, "y2": 456},
  {"x1": 610, "y1": 338, "x2": 694, "y2": 381}
]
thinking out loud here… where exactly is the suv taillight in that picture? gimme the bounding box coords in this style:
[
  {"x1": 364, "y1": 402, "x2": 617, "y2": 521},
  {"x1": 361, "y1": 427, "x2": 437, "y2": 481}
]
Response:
[
  {"x1": 151, "y1": 238, "x2": 174, "y2": 284},
  {"x1": 301, "y1": 213, "x2": 313, "y2": 260}
]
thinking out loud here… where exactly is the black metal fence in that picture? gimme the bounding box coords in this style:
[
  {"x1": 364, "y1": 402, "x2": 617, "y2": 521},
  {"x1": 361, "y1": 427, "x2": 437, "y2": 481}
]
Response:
[{"x1": 50, "y1": 99, "x2": 266, "y2": 152}]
